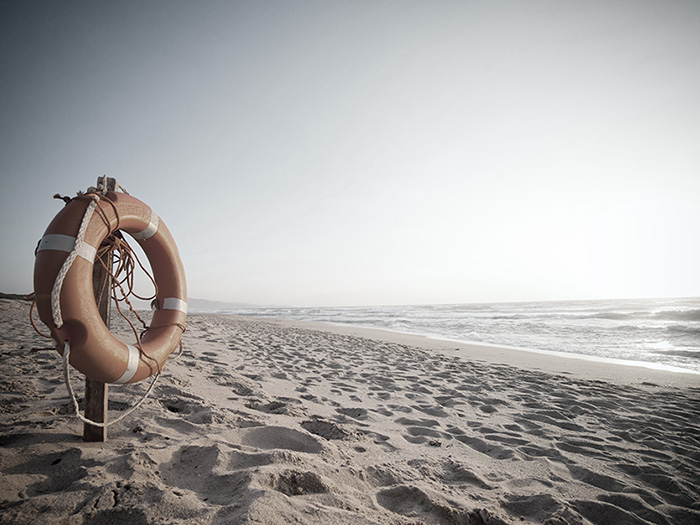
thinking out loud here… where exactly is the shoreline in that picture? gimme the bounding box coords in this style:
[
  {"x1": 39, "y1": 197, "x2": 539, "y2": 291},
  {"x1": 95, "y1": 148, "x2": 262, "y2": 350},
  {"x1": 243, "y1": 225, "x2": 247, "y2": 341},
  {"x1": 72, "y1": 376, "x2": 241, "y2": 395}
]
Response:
[
  {"x1": 234, "y1": 315, "x2": 700, "y2": 389},
  {"x1": 328, "y1": 320, "x2": 700, "y2": 376}
]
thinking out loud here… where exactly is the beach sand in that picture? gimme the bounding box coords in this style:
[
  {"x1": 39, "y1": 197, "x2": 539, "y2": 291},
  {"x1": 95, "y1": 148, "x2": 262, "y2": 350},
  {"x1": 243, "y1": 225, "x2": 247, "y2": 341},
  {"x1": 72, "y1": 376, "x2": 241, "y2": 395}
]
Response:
[{"x1": 1, "y1": 297, "x2": 699, "y2": 524}]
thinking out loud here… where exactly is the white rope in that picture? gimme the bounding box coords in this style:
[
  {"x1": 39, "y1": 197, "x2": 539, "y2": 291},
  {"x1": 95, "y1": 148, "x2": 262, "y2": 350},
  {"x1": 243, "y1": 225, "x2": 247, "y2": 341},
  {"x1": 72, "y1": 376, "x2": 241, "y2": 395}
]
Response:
[
  {"x1": 51, "y1": 194, "x2": 100, "y2": 328},
  {"x1": 63, "y1": 342, "x2": 160, "y2": 427},
  {"x1": 50, "y1": 181, "x2": 163, "y2": 427}
]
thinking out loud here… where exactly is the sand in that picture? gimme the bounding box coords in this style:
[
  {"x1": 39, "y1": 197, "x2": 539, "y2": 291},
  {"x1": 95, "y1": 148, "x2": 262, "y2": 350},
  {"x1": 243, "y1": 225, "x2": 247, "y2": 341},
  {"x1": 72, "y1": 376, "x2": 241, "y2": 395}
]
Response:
[{"x1": 1, "y1": 297, "x2": 699, "y2": 524}]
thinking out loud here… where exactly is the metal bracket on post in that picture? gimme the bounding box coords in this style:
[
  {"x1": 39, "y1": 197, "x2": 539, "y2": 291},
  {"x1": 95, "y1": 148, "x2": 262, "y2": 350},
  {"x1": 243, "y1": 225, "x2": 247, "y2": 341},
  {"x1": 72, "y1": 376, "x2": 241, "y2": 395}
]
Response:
[{"x1": 83, "y1": 176, "x2": 116, "y2": 442}]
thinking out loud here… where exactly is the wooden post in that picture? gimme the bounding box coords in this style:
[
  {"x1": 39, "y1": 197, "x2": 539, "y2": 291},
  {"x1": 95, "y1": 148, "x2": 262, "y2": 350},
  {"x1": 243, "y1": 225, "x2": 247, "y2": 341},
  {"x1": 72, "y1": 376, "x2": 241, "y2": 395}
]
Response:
[{"x1": 83, "y1": 176, "x2": 116, "y2": 442}]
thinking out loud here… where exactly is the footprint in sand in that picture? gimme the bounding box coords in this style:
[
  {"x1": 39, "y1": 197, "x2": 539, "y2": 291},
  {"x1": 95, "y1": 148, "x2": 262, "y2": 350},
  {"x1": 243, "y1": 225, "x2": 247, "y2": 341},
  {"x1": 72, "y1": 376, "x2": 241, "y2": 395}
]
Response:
[
  {"x1": 376, "y1": 485, "x2": 506, "y2": 525},
  {"x1": 335, "y1": 407, "x2": 368, "y2": 420},
  {"x1": 301, "y1": 418, "x2": 356, "y2": 441},
  {"x1": 161, "y1": 444, "x2": 252, "y2": 506},
  {"x1": 241, "y1": 426, "x2": 323, "y2": 453},
  {"x1": 245, "y1": 397, "x2": 306, "y2": 416},
  {"x1": 454, "y1": 435, "x2": 515, "y2": 460},
  {"x1": 262, "y1": 470, "x2": 328, "y2": 496},
  {"x1": 395, "y1": 417, "x2": 450, "y2": 444},
  {"x1": 6, "y1": 448, "x2": 97, "y2": 497},
  {"x1": 439, "y1": 459, "x2": 494, "y2": 490},
  {"x1": 502, "y1": 493, "x2": 563, "y2": 523},
  {"x1": 411, "y1": 404, "x2": 449, "y2": 418},
  {"x1": 403, "y1": 426, "x2": 446, "y2": 444}
]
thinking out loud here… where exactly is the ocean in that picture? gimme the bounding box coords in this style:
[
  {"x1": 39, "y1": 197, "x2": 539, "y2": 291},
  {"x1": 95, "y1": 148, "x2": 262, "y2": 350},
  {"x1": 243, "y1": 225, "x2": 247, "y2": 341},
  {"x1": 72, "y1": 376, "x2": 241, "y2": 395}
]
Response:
[{"x1": 221, "y1": 297, "x2": 700, "y2": 375}]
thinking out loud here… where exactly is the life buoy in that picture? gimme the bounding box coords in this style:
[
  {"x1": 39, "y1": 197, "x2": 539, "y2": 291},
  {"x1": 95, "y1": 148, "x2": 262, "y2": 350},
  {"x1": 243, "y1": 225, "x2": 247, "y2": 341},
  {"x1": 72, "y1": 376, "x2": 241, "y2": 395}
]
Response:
[{"x1": 33, "y1": 191, "x2": 187, "y2": 384}]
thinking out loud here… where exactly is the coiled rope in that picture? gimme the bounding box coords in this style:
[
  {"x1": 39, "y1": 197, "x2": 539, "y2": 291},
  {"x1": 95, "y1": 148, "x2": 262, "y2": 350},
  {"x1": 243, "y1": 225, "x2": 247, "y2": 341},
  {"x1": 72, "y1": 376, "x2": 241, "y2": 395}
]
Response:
[{"x1": 32, "y1": 178, "x2": 184, "y2": 427}]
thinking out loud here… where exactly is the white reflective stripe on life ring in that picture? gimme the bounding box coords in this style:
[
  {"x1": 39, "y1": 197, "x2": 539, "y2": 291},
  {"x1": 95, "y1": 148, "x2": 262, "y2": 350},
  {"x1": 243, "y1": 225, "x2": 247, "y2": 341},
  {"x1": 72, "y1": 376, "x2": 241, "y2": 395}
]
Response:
[
  {"x1": 112, "y1": 344, "x2": 140, "y2": 384},
  {"x1": 163, "y1": 297, "x2": 187, "y2": 313},
  {"x1": 37, "y1": 234, "x2": 97, "y2": 262},
  {"x1": 131, "y1": 213, "x2": 160, "y2": 240}
]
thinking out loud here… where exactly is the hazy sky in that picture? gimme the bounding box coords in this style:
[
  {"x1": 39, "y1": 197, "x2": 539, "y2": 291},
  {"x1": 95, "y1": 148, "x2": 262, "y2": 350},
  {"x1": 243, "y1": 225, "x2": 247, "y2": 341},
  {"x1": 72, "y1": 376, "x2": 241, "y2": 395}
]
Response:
[{"x1": 2, "y1": 1, "x2": 699, "y2": 306}]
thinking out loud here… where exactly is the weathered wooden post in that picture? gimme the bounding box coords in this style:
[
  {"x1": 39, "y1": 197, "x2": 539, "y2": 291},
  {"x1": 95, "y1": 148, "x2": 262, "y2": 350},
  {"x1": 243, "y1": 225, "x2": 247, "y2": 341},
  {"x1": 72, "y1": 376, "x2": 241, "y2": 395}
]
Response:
[{"x1": 83, "y1": 176, "x2": 116, "y2": 442}]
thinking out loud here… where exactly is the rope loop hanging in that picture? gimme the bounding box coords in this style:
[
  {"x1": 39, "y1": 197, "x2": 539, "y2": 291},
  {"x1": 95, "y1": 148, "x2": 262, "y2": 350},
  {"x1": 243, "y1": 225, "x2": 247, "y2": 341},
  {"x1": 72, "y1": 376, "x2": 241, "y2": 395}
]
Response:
[{"x1": 63, "y1": 342, "x2": 160, "y2": 427}]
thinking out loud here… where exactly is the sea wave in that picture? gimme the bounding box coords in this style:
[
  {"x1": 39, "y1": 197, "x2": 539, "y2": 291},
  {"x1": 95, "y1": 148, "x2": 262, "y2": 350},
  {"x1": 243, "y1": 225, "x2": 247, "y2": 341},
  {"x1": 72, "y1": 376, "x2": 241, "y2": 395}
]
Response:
[
  {"x1": 437, "y1": 309, "x2": 700, "y2": 323},
  {"x1": 666, "y1": 325, "x2": 700, "y2": 336},
  {"x1": 222, "y1": 297, "x2": 700, "y2": 373},
  {"x1": 653, "y1": 309, "x2": 700, "y2": 322},
  {"x1": 652, "y1": 349, "x2": 700, "y2": 360}
]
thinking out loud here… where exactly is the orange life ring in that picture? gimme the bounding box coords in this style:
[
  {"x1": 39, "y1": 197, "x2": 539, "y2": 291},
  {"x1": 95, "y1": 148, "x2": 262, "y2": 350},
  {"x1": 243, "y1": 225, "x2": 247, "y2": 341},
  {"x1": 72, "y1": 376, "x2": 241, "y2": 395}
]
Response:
[{"x1": 33, "y1": 191, "x2": 187, "y2": 384}]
